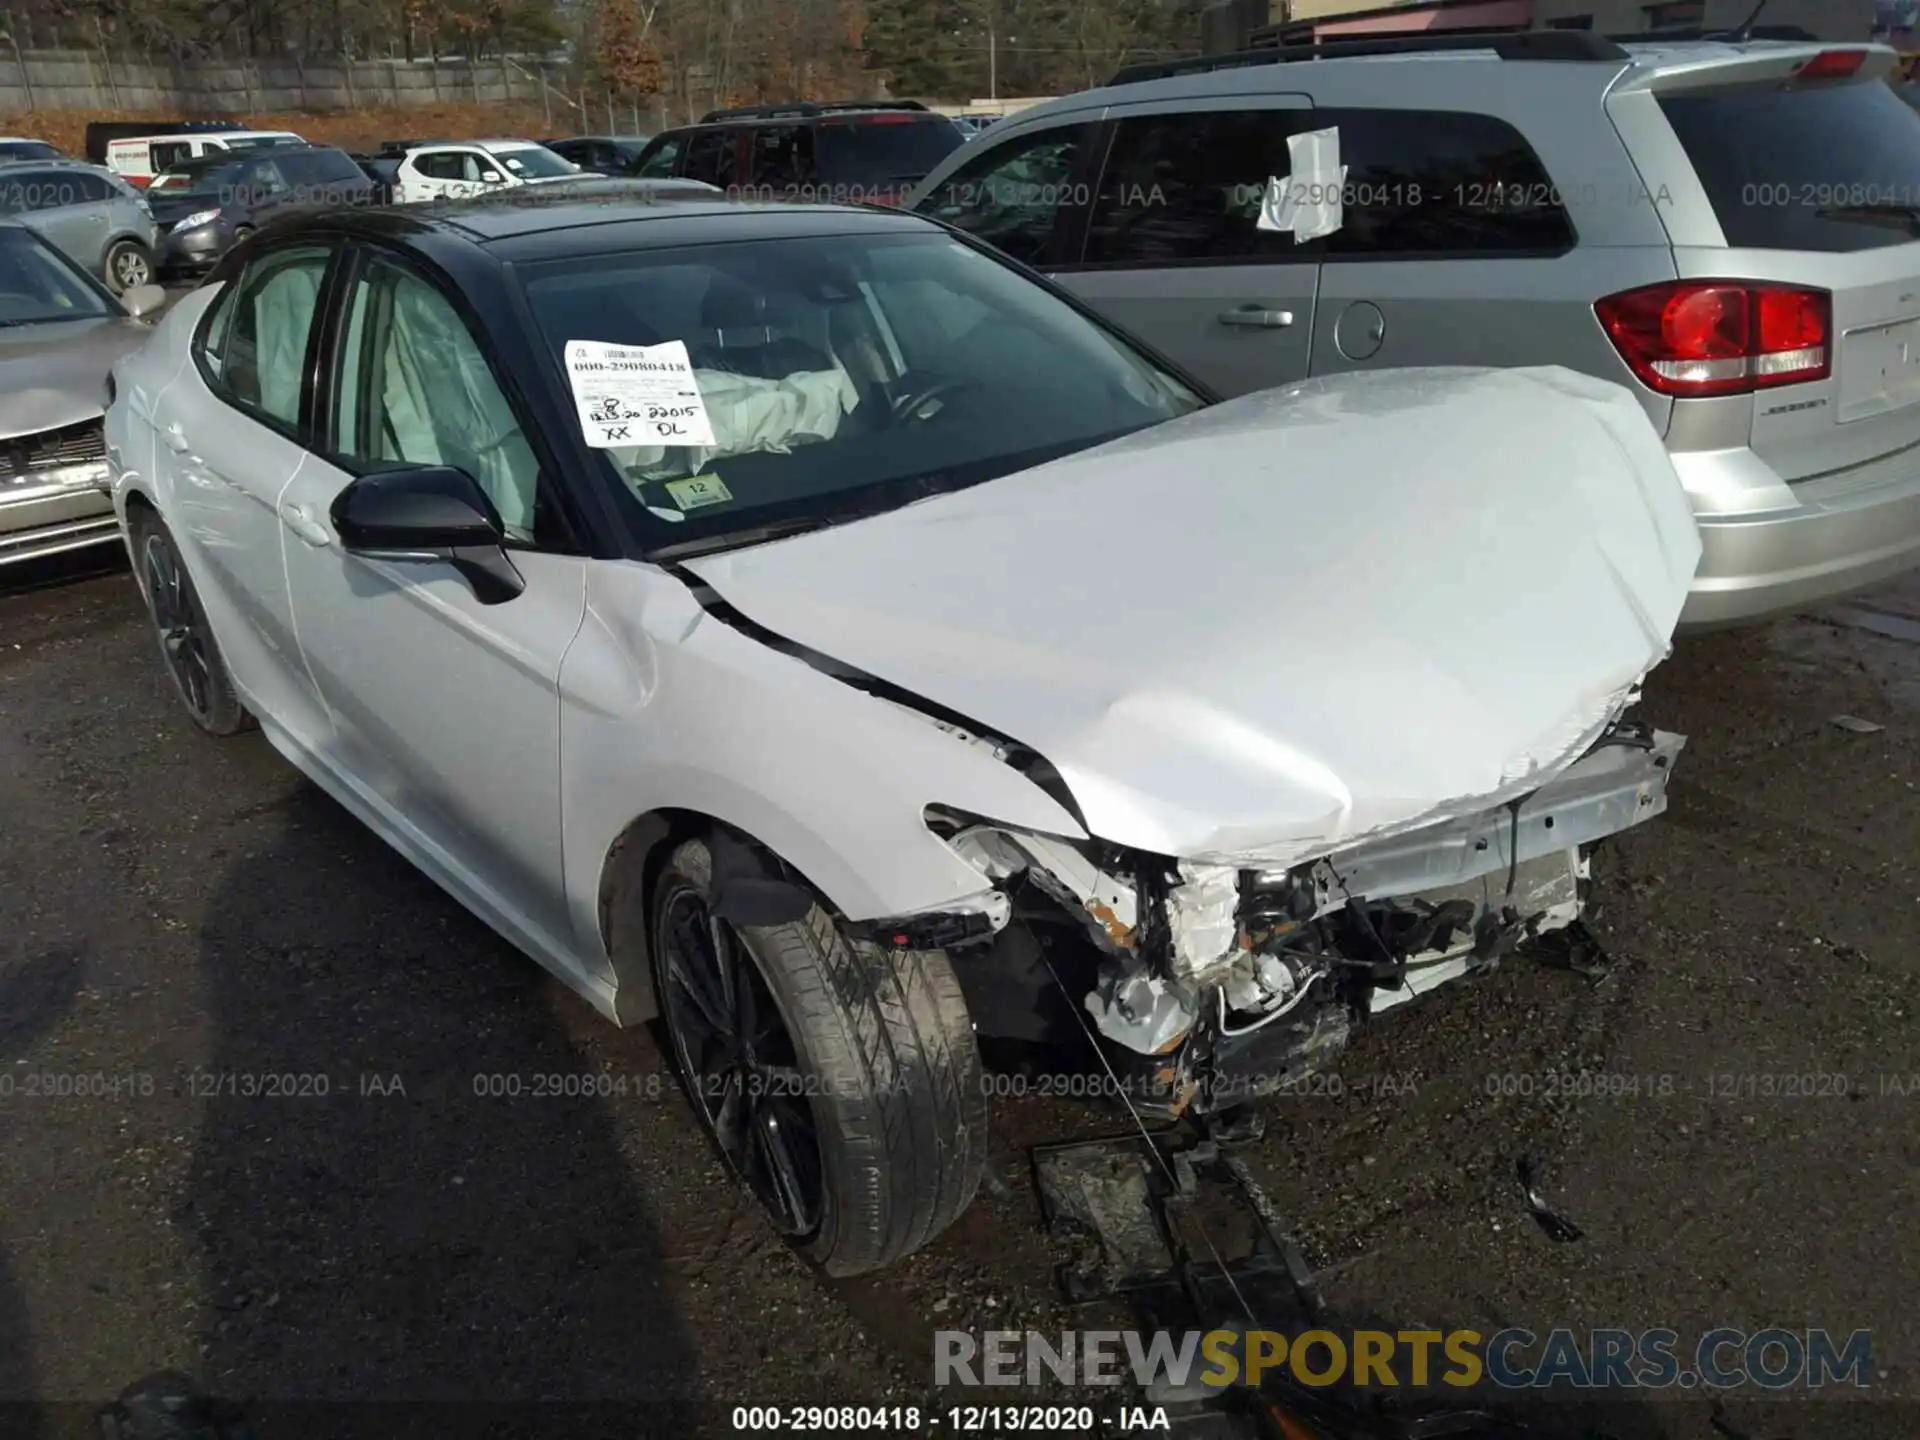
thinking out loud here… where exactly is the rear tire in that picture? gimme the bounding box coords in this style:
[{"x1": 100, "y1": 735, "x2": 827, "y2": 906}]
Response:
[
  {"x1": 103, "y1": 239, "x2": 153, "y2": 294},
  {"x1": 651, "y1": 835, "x2": 987, "y2": 1276},
  {"x1": 130, "y1": 509, "x2": 254, "y2": 738}
]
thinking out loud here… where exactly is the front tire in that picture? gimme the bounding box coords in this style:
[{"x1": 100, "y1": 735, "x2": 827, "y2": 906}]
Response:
[
  {"x1": 103, "y1": 239, "x2": 153, "y2": 294},
  {"x1": 131, "y1": 510, "x2": 253, "y2": 737},
  {"x1": 651, "y1": 836, "x2": 987, "y2": 1276}
]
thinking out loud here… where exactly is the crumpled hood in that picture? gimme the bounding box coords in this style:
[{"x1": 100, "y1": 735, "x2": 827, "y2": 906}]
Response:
[
  {"x1": 686, "y1": 366, "x2": 1703, "y2": 865},
  {"x1": 0, "y1": 318, "x2": 147, "y2": 439}
]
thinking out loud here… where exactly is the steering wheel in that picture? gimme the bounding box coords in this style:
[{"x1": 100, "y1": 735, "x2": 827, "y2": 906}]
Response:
[{"x1": 888, "y1": 378, "x2": 975, "y2": 425}]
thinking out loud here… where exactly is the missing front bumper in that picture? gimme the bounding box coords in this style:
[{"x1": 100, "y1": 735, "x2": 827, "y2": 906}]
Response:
[{"x1": 1104, "y1": 728, "x2": 1684, "y2": 1116}]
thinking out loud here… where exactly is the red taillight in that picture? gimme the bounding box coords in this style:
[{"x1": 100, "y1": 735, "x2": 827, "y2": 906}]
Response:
[
  {"x1": 1794, "y1": 49, "x2": 1867, "y2": 81},
  {"x1": 1593, "y1": 281, "x2": 1831, "y2": 398}
]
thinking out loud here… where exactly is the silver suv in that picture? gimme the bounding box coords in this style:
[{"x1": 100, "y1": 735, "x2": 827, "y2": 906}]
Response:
[
  {"x1": 0, "y1": 159, "x2": 159, "y2": 294},
  {"x1": 909, "y1": 32, "x2": 1920, "y2": 629}
]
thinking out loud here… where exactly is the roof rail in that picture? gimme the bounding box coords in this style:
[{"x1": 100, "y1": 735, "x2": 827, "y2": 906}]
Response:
[
  {"x1": 696, "y1": 99, "x2": 929, "y2": 123},
  {"x1": 1604, "y1": 24, "x2": 1820, "y2": 41},
  {"x1": 1108, "y1": 28, "x2": 1626, "y2": 85}
]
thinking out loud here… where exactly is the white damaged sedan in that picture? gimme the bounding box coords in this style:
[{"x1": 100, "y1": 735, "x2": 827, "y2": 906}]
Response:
[{"x1": 103, "y1": 188, "x2": 1700, "y2": 1274}]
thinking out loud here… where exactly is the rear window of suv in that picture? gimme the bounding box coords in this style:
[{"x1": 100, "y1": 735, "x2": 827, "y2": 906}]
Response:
[
  {"x1": 815, "y1": 118, "x2": 961, "y2": 185},
  {"x1": 1658, "y1": 80, "x2": 1920, "y2": 252}
]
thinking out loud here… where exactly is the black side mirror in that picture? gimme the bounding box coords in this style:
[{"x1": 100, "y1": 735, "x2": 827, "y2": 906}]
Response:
[{"x1": 330, "y1": 465, "x2": 525, "y2": 604}]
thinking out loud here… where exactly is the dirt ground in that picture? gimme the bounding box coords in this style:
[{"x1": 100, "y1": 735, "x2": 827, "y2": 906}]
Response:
[{"x1": 0, "y1": 546, "x2": 1916, "y2": 1440}]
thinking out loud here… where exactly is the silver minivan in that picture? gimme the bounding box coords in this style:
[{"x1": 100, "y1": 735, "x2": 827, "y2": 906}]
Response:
[
  {"x1": 0, "y1": 159, "x2": 159, "y2": 293},
  {"x1": 910, "y1": 34, "x2": 1920, "y2": 628}
]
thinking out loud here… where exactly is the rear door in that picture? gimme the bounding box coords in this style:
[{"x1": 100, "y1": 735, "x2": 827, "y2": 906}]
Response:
[
  {"x1": 1303, "y1": 106, "x2": 1586, "y2": 381},
  {"x1": 1619, "y1": 53, "x2": 1920, "y2": 483},
  {"x1": 1051, "y1": 98, "x2": 1321, "y2": 398},
  {"x1": 680, "y1": 127, "x2": 744, "y2": 189},
  {"x1": 0, "y1": 168, "x2": 106, "y2": 271}
]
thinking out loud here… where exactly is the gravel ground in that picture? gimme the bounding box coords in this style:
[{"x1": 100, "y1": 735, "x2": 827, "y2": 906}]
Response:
[{"x1": 0, "y1": 546, "x2": 1916, "y2": 1440}]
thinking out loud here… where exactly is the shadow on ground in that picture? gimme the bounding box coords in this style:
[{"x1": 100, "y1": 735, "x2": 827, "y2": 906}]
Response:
[{"x1": 174, "y1": 782, "x2": 703, "y2": 1438}]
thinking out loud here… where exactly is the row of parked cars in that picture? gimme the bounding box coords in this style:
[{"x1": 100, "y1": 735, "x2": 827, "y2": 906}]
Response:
[{"x1": 8, "y1": 29, "x2": 1920, "y2": 1280}]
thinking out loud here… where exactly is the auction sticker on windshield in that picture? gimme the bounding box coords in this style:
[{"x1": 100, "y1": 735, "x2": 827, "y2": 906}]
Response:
[{"x1": 565, "y1": 338, "x2": 718, "y2": 448}]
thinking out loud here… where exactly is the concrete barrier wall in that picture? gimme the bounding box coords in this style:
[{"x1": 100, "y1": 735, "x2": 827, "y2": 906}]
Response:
[{"x1": 0, "y1": 49, "x2": 555, "y2": 113}]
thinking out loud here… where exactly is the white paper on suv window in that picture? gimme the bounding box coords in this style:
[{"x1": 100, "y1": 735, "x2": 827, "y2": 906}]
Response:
[
  {"x1": 1256, "y1": 127, "x2": 1346, "y2": 242},
  {"x1": 565, "y1": 338, "x2": 718, "y2": 448}
]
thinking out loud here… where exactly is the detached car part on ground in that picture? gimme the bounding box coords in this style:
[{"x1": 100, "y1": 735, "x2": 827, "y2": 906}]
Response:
[{"x1": 103, "y1": 187, "x2": 1698, "y2": 1275}]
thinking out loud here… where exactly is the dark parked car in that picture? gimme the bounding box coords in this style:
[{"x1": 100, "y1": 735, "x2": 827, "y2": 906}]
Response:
[
  {"x1": 545, "y1": 134, "x2": 651, "y2": 175},
  {"x1": 349, "y1": 152, "x2": 404, "y2": 203},
  {"x1": 628, "y1": 101, "x2": 962, "y2": 205},
  {"x1": 149, "y1": 143, "x2": 375, "y2": 277}
]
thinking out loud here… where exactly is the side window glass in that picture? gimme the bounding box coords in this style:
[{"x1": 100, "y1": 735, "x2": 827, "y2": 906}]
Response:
[
  {"x1": 748, "y1": 125, "x2": 812, "y2": 192},
  {"x1": 331, "y1": 260, "x2": 546, "y2": 546},
  {"x1": 1084, "y1": 111, "x2": 1305, "y2": 265},
  {"x1": 203, "y1": 245, "x2": 330, "y2": 425},
  {"x1": 1316, "y1": 108, "x2": 1574, "y2": 256},
  {"x1": 634, "y1": 135, "x2": 683, "y2": 178},
  {"x1": 75, "y1": 172, "x2": 114, "y2": 203},
  {"x1": 151, "y1": 141, "x2": 192, "y2": 172},
  {"x1": 919, "y1": 124, "x2": 1086, "y2": 264},
  {"x1": 681, "y1": 130, "x2": 733, "y2": 186},
  {"x1": 0, "y1": 170, "x2": 58, "y2": 212}
]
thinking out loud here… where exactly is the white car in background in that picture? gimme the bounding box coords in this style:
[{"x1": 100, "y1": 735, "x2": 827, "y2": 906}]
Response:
[{"x1": 388, "y1": 140, "x2": 583, "y2": 204}]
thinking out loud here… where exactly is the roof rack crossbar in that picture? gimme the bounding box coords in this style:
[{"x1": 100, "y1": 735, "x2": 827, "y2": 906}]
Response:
[{"x1": 1108, "y1": 28, "x2": 1626, "y2": 84}]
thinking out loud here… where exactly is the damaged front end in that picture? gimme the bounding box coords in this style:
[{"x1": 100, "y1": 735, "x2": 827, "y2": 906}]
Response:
[{"x1": 899, "y1": 714, "x2": 1683, "y2": 1119}]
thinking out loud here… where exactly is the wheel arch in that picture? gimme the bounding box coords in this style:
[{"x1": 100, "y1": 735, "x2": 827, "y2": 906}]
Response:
[{"x1": 596, "y1": 807, "x2": 830, "y2": 1026}]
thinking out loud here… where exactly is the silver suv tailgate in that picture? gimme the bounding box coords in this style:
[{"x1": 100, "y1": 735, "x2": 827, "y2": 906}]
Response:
[{"x1": 1615, "y1": 45, "x2": 1920, "y2": 485}]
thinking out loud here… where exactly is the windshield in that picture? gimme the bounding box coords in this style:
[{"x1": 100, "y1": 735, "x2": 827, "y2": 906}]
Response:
[
  {"x1": 1659, "y1": 80, "x2": 1920, "y2": 252},
  {"x1": 815, "y1": 119, "x2": 962, "y2": 185},
  {"x1": 223, "y1": 134, "x2": 301, "y2": 152},
  {"x1": 152, "y1": 160, "x2": 241, "y2": 196},
  {"x1": 492, "y1": 145, "x2": 576, "y2": 178},
  {"x1": 0, "y1": 141, "x2": 60, "y2": 161},
  {"x1": 520, "y1": 230, "x2": 1202, "y2": 557},
  {"x1": 0, "y1": 227, "x2": 116, "y2": 325}
]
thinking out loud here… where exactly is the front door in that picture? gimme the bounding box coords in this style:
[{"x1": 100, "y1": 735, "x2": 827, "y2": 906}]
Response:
[
  {"x1": 1050, "y1": 99, "x2": 1322, "y2": 399},
  {"x1": 147, "y1": 241, "x2": 336, "y2": 742},
  {"x1": 277, "y1": 245, "x2": 586, "y2": 954}
]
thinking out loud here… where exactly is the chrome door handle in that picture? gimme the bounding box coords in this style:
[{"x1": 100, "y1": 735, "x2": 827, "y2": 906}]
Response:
[
  {"x1": 161, "y1": 422, "x2": 190, "y2": 453},
  {"x1": 279, "y1": 501, "x2": 331, "y2": 547},
  {"x1": 1218, "y1": 307, "x2": 1295, "y2": 328}
]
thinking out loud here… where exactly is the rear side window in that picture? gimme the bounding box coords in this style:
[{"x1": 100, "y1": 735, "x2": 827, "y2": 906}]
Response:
[
  {"x1": 1083, "y1": 107, "x2": 1572, "y2": 265},
  {"x1": 1658, "y1": 81, "x2": 1920, "y2": 252},
  {"x1": 1313, "y1": 108, "x2": 1574, "y2": 256},
  {"x1": 814, "y1": 118, "x2": 961, "y2": 186},
  {"x1": 151, "y1": 141, "x2": 193, "y2": 171},
  {"x1": 295, "y1": 149, "x2": 366, "y2": 184}
]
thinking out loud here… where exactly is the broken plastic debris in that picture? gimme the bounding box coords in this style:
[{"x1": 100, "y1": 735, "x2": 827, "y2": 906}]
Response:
[
  {"x1": 1832, "y1": 714, "x2": 1885, "y2": 734},
  {"x1": 1516, "y1": 1154, "x2": 1585, "y2": 1243}
]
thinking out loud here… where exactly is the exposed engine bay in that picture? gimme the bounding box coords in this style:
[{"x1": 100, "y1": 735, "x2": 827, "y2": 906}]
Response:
[{"x1": 880, "y1": 714, "x2": 1683, "y2": 1118}]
